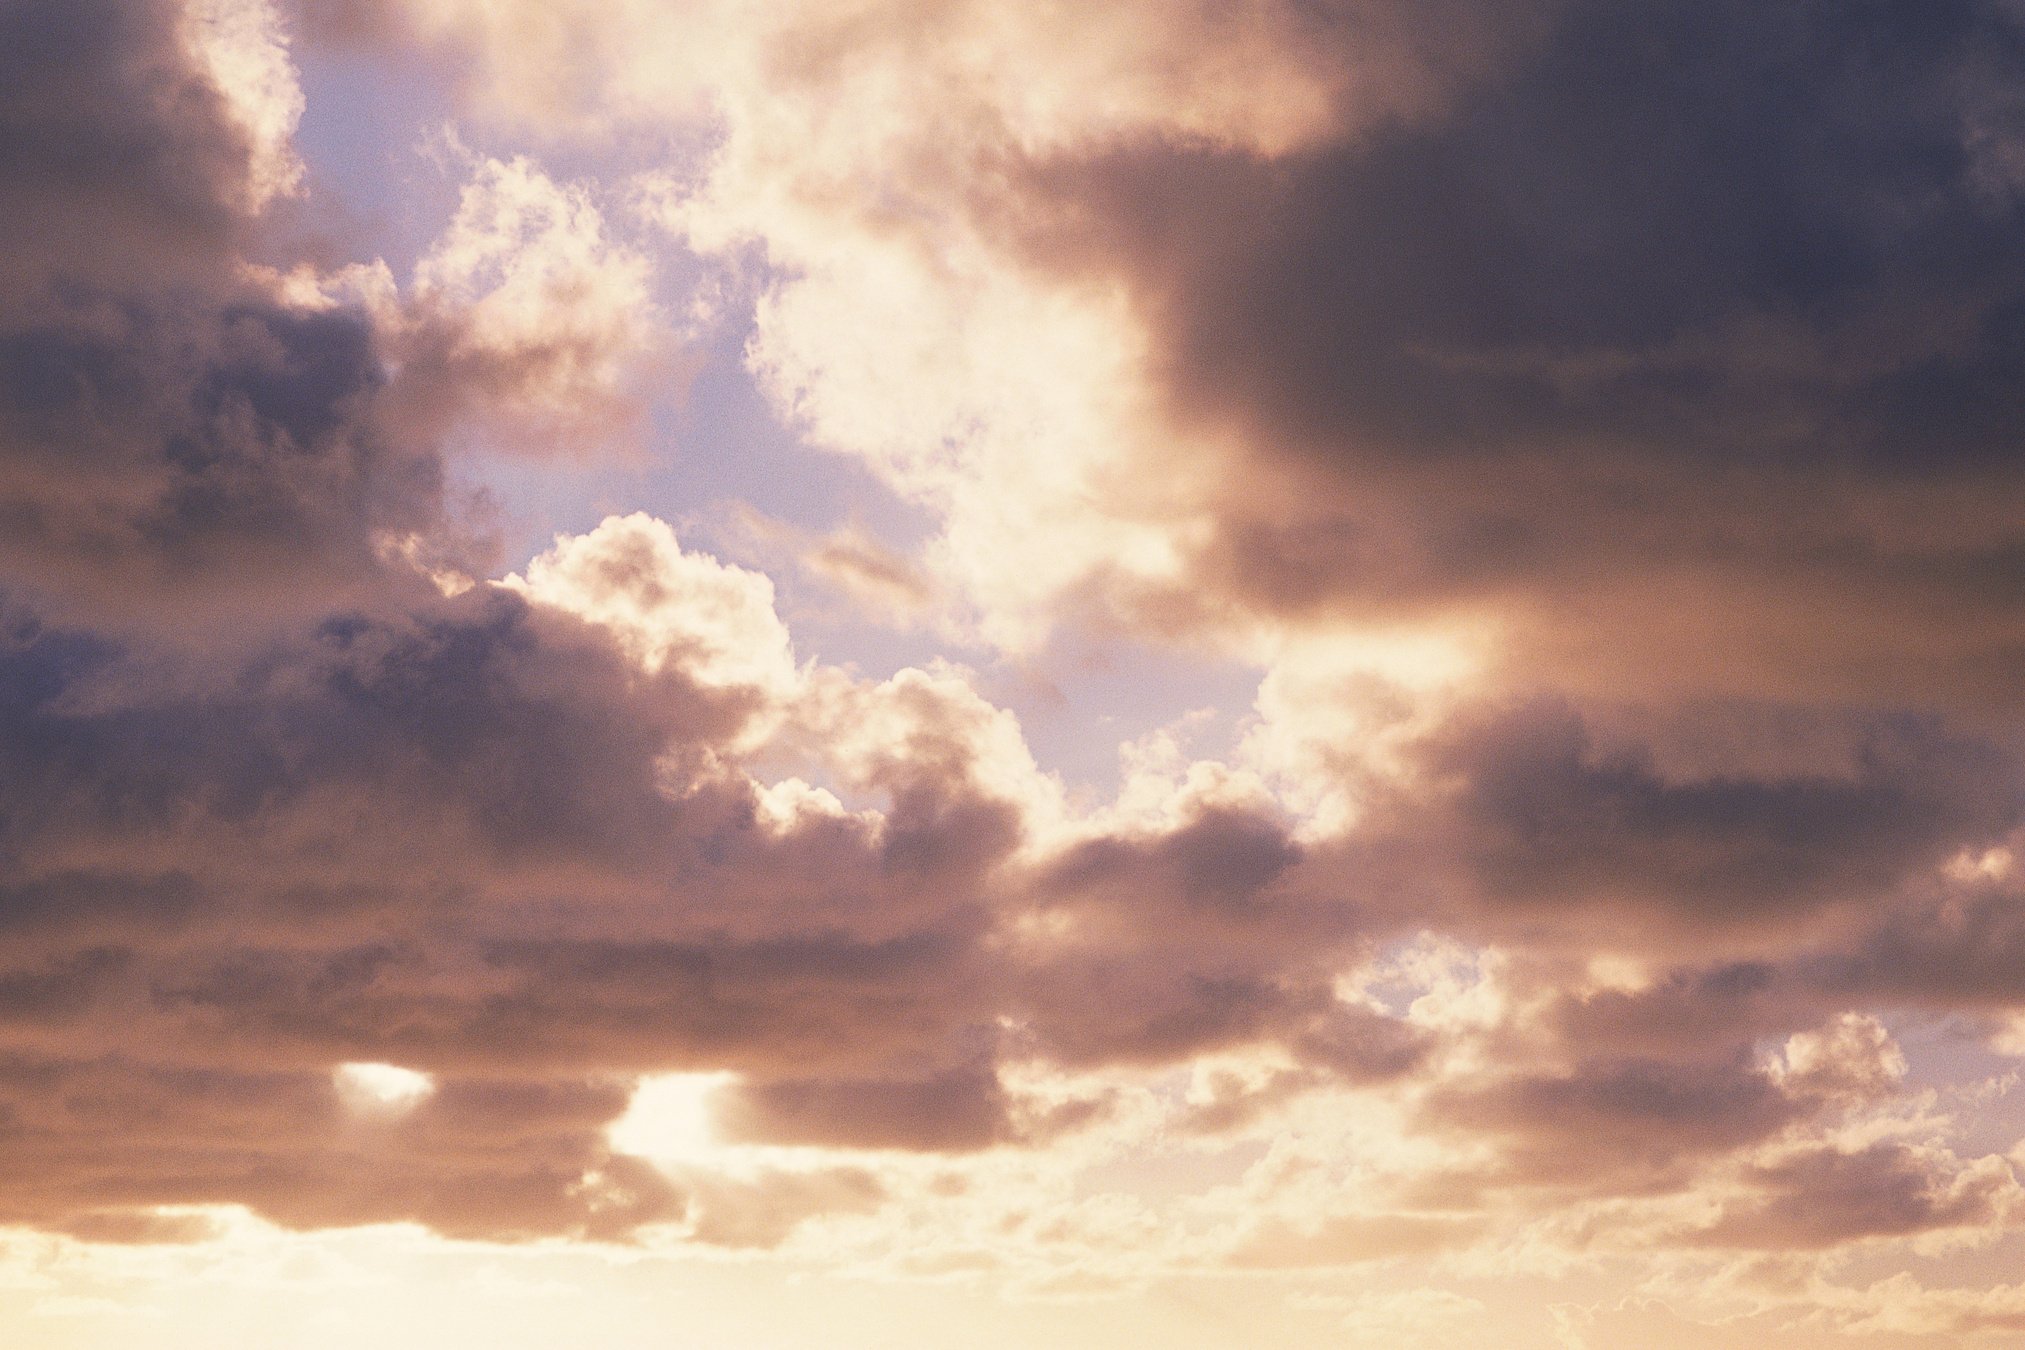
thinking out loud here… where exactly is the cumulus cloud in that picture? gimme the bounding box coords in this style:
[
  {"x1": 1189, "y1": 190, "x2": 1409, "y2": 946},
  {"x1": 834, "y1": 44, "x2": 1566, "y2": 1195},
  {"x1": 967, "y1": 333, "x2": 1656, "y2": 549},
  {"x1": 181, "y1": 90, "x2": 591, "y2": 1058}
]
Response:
[
  {"x1": 507, "y1": 512, "x2": 798, "y2": 703},
  {"x1": 396, "y1": 153, "x2": 671, "y2": 455},
  {"x1": 342, "y1": 0, "x2": 2025, "y2": 715}
]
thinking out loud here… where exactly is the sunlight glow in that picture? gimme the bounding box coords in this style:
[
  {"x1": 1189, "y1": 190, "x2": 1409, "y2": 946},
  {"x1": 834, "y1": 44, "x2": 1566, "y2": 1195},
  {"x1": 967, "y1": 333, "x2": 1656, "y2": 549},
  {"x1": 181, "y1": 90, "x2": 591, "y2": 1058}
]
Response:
[
  {"x1": 334, "y1": 1062, "x2": 436, "y2": 1116},
  {"x1": 608, "y1": 1072, "x2": 738, "y2": 1165}
]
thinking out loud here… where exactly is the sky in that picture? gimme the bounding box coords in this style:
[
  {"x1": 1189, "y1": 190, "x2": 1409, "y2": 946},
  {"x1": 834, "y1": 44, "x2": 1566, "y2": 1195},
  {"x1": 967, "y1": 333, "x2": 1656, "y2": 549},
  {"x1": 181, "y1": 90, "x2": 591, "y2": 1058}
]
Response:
[{"x1": 5, "y1": 1, "x2": 2025, "y2": 1346}]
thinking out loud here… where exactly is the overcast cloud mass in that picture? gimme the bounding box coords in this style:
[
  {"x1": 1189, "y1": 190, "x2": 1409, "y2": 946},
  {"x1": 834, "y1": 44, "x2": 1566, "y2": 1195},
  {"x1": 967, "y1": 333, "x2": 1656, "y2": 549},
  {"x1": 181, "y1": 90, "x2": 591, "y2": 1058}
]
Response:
[{"x1": 6, "y1": 2, "x2": 2025, "y2": 1346}]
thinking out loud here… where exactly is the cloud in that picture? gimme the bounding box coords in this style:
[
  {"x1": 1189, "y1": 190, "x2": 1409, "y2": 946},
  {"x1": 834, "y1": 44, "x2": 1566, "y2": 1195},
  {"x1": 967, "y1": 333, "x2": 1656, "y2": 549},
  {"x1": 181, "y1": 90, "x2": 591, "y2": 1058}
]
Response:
[
  {"x1": 507, "y1": 512, "x2": 799, "y2": 704},
  {"x1": 1230, "y1": 1211, "x2": 1484, "y2": 1269},
  {"x1": 731, "y1": 509, "x2": 941, "y2": 628},
  {"x1": 1685, "y1": 1142, "x2": 2019, "y2": 1251},
  {"x1": 0, "y1": 578, "x2": 1003, "y2": 1237},
  {"x1": 181, "y1": 0, "x2": 305, "y2": 209},
  {"x1": 1014, "y1": 0, "x2": 2025, "y2": 706},
  {"x1": 719, "y1": 1062, "x2": 1013, "y2": 1153},
  {"x1": 1335, "y1": 698, "x2": 2023, "y2": 945},
  {"x1": 344, "y1": 0, "x2": 2025, "y2": 718},
  {"x1": 396, "y1": 154, "x2": 671, "y2": 455},
  {"x1": 351, "y1": 0, "x2": 1553, "y2": 652},
  {"x1": 0, "y1": 302, "x2": 449, "y2": 625},
  {"x1": 0, "y1": 0, "x2": 467, "y2": 630},
  {"x1": 0, "y1": 0, "x2": 255, "y2": 300},
  {"x1": 1421, "y1": 1052, "x2": 1806, "y2": 1190},
  {"x1": 3, "y1": 497, "x2": 2019, "y2": 1264},
  {"x1": 11, "y1": 2, "x2": 2025, "y2": 1333}
]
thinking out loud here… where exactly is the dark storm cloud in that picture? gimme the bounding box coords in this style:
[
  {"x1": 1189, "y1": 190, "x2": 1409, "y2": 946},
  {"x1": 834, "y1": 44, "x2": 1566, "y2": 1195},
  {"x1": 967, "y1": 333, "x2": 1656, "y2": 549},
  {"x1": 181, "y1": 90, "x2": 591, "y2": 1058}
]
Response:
[
  {"x1": 999, "y1": 687, "x2": 2025, "y2": 1094},
  {"x1": 0, "y1": 0, "x2": 251, "y2": 299},
  {"x1": 0, "y1": 587, "x2": 1005, "y2": 1016},
  {"x1": 1341, "y1": 699, "x2": 2023, "y2": 941},
  {"x1": 0, "y1": 592, "x2": 723, "y2": 907},
  {"x1": 0, "y1": 589, "x2": 1022, "y2": 1237},
  {"x1": 0, "y1": 0, "x2": 665, "y2": 623},
  {"x1": 1018, "y1": 0, "x2": 2025, "y2": 706},
  {"x1": 0, "y1": 0, "x2": 461, "y2": 624},
  {"x1": 462, "y1": 927, "x2": 994, "y2": 1074},
  {"x1": 0, "y1": 302, "x2": 448, "y2": 620},
  {"x1": 1046, "y1": 807, "x2": 1303, "y2": 917},
  {"x1": 1170, "y1": 0, "x2": 2025, "y2": 463}
]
